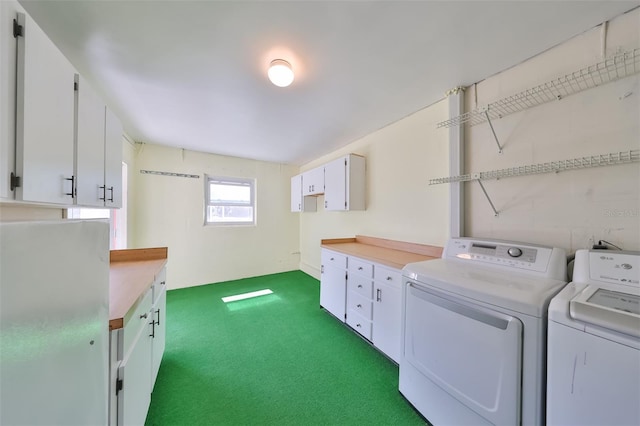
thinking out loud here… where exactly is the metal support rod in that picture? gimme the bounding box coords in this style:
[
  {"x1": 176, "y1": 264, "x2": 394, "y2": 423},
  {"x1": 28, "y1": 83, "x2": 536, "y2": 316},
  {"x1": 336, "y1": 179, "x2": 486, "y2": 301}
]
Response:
[
  {"x1": 476, "y1": 179, "x2": 499, "y2": 217},
  {"x1": 484, "y1": 111, "x2": 503, "y2": 153}
]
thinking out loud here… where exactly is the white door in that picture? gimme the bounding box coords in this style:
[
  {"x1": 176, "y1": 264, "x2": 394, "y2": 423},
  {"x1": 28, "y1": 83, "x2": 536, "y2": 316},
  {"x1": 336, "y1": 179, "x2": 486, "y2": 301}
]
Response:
[
  {"x1": 320, "y1": 250, "x2": 347, "y2": 321},
  {"x1": 118, "y1": 324, "x2": 152, "y2": 426},
  {"x1": 151, "y1": 288, "x2": 166, "y2": 389},
  {"x1": 373, "y1": 279, "x2": 402, "y2": 362},
  {"x1": 324, "y1": 156, "x2": 346, "y2": 210},
  {"x1": 104, "y1": 107, "x2": 122, "y2": 208},
  {"x1": 15, "y1": 12, "x2": 76, "y2": 204},
  {"x1": 404, "y1": 282, "x2": 522, "y2": 425},
  {"x1": 75, "y1": 74, "x2": 105, "y2": 207}
]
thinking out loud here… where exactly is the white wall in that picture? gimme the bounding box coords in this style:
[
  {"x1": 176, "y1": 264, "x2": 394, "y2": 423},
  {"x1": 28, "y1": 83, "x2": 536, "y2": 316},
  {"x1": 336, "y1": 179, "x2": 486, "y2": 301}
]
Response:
[
  {"x1": 464, "y1": 8, "x2": 639, "y2": 252},
  {"x1": 299, "y1": 99, "x2": 451, "y2": 279},
  {"x1": 130, "y1": 143, "x2": 300, "y2": 290}
]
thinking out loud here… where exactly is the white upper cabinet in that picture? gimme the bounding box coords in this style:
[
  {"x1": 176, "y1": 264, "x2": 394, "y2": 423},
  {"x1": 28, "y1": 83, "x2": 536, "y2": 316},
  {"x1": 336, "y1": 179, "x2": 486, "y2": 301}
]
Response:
[
  {"x1": 75, "y1": 75, "x2": 106, "y2": 207},
  {"x1": 1, "y1": 3, "x2": 123, "y2": 207},
  {"x1": 301, "y1": 166, "x2": 324, "y2": 196},
  {"x1": 0, "y1": 2, "x2": 17, "y2": 200},
  {"x1": 324, "y1": 154, "x2": 365, "y2": 211},
  {"x1": 290, "y1": 174, "x2": 317, "y2": 212},
  {"x1": 15, "y1": 11, "x2": 76, "y2": 204},
  {"x1": 104, "y1": 106, "x2": 123, "y2": 208}
]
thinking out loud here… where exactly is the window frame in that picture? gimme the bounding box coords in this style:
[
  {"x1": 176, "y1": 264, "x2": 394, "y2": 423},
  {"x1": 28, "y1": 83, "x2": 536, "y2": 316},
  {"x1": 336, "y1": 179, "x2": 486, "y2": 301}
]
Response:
[{"x1": 204, "y1": 174, "x2": 256, "y2": 226}]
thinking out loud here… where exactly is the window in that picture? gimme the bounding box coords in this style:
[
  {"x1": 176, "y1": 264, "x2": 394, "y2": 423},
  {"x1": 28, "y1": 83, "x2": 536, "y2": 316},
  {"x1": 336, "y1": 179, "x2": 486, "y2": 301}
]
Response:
[{"x1": 205, "y1": 175, "x2": 255, "y2": 225}]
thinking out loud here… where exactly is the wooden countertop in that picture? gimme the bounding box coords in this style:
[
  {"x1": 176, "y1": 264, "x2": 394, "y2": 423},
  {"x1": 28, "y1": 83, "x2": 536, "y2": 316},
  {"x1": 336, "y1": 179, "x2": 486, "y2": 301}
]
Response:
[
  {"x1": 109, "y1": 247, "x2": 168, "y2": 331},
  {"x1": 321, "y1": 235, "x2": 442, "y2": 269}
]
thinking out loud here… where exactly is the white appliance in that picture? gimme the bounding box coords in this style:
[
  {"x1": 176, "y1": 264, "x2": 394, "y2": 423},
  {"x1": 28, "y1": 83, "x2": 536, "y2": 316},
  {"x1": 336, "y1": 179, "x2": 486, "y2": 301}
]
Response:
[
  {"x1": 0, "y1": 220, "x2": 110, "y2": 425},
  {"x1": 547, "y1": 249, "x2": 640, "y2": 425},
  {"x1": 400, "y1": 237, "x2": 567, "y2": 425}
]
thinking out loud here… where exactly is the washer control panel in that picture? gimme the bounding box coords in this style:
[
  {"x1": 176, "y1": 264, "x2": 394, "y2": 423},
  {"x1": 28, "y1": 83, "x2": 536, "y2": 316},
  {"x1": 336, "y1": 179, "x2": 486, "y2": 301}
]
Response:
[
  {"x1": 444, "y1": 238, "x2": 558, "y2": 274},
  {"x1": 587, "y1": 251, "x2": 640, "y2": 288}
]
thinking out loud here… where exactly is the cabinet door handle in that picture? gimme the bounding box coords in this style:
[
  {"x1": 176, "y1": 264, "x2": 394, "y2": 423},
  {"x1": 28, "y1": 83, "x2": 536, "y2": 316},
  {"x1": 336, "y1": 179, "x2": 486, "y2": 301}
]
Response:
[
  {"x1": 65, "y1": 176, "x2": 75, "y2": 198},
  {"x1": 155, "y1": 308, "x2": 161, "y2": 326},
  {"x1": 107, "y1": 186, "x2": 114, "y2": 202},
  {"x1": 376, "y1": 288, "x2": 382, "y2": 302},
  {"x1": 99, "y1": 185, "x2": 106, "y2": 201},
  {"x1": 149, "y1": 316, "x2": 155, "y2": 338}
]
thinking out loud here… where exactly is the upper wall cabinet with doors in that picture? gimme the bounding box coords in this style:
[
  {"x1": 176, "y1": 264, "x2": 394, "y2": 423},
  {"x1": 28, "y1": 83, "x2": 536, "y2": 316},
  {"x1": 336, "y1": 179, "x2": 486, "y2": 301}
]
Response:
[
  {"x1": 76, "y1": 75, "x2": 123, "y2": 208},
  {"x1": 301, "y1": 166, "x2": 324, "y2": 196},
  {"x1": 324, "y1": 154, "x2": 365, "y2": 211},
  {"x1": 0, "y1": 1, "x2": 122, "y2": 207},
  {"x1": 290, "y1": 153, "x2": 366, "y2": 213},
  {"x1": 290, "y1": 175, "x2": 317, "y2": 212}
]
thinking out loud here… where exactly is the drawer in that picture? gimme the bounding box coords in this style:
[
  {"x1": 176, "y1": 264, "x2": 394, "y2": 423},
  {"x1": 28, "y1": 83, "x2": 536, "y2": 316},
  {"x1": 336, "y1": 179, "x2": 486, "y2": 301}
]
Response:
[
  {"x1": 347, "y1": 275, "x2": 373, "y2": 299},
  {"x1": 152, "y1": 267, "x2": 167, "y2": 304},
  {"x1": 374, "y1": 264, "x2": 402, "y2": 289},
  {"x1": 346, "y1": 310, "x2": 372, "y2": 340},
  {"x1": 122, "y1": 288, "x2": 152, "y2": 358},
  {"x1": 347, "y1": 291, "x2": 373, "y2": 320},
  {"x1": 322, "y1": 250, "x2": 347, "y2": 270},
  {"x1": 348, "y1": 257, "x2": 373, "y2": 278}
]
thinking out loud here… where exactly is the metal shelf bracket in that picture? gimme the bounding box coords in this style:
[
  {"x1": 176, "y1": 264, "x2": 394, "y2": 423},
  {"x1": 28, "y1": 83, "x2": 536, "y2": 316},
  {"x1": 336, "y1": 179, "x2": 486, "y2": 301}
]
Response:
[
  {"x1": 484, "y1": 110, "x2": 503, "y2": 153},
  {"x1": 476, "y1": 178, "x2": 499, "y2": 217}
]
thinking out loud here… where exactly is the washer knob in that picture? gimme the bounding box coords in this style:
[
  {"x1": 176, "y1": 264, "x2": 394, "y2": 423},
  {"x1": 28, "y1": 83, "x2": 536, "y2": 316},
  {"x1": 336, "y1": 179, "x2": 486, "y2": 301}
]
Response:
[{"x1": 508, "y1": 247, "x2": 523, "y2": 257}]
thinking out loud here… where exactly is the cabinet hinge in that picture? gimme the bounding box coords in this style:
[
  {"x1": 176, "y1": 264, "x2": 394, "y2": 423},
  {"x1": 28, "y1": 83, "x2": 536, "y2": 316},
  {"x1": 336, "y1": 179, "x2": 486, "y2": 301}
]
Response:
[
  {"x1": 115, "y1": 378, "x2": 123, "y2": 395},
  {"x1": 10, "y1": 172, "x2": 20, "y2": 191},
  {"x1": 13, "y1": 19, "x2": 23, "y2": 38},
  {"x1": 74, "y1": 81, "x2": 78, "y2": 91},
  {"x1": 345, "y1": 201, "x2": 347, "y2": 209}
]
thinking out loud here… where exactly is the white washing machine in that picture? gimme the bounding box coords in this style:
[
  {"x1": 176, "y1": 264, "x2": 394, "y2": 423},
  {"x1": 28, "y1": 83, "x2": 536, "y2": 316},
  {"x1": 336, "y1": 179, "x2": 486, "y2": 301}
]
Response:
[
  {"x1": 547, "y1": 249, "x2": 640, "y2": 425},
  {"x1": 400, "y1": 237, "x2": 567, "y2": 425}
]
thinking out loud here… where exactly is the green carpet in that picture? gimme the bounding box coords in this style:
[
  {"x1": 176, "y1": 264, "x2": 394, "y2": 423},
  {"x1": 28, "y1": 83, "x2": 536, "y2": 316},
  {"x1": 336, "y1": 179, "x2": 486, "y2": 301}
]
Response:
[{"x1": 145, "y1": 270, "x2": 427, "y2": 426}]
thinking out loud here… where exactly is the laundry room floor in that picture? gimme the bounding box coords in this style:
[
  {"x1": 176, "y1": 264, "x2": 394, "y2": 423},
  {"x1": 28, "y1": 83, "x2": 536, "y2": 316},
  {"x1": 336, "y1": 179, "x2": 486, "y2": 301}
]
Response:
[{"x1": 145, "y1": 270, "x2": 427, "y2": 425}]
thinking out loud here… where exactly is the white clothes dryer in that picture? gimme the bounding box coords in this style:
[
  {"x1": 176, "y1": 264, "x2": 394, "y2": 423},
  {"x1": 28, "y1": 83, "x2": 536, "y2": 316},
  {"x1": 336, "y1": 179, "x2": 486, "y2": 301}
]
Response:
[
  {"x1": 400, "y1": 238, "x2": 567, "y2": 426},
  {"x1": 547, "y1": 249, "x2": 640, "y2": 426}
]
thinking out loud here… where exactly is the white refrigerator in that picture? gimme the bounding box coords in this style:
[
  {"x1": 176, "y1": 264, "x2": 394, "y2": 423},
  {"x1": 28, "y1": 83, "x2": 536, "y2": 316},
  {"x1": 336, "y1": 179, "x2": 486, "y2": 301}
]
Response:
[{"x1": 0, "y1": 220, "x2": 110, "y2": 425}]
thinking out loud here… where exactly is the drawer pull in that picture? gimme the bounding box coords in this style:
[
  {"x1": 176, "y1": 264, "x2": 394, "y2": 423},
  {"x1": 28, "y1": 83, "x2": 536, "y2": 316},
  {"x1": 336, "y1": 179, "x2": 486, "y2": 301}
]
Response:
[
  {"x1": 330, "y1": 257, "x2": 334, "y2": 261},
  {"x1": 356, "y1": 323, "x2": 362, "y2": 328},
  {"x1": 357, "y1": 284, "x2": 363, "y2": 288},
  {"x1": 358, "y1": 266, "x2": 363, "y2": 270},
  {"x1": 357, "y1": 304, "x2": 362, "y2": 308},
  {"x1": 386, "y1": 276, "x2": 393, "y2": 281},
  {"x1": 139, "y1": 313, "x2": 148, "y2": 319}
]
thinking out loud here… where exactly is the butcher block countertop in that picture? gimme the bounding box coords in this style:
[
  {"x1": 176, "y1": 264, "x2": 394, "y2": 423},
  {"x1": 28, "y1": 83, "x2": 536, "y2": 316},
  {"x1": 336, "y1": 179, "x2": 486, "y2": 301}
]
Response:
[
  {"x1": 321, "y1": 235, "x2": 443, "y2": 269},
  {"x1": 109, "y1": 247, "x2": 168, "y2": 331}
]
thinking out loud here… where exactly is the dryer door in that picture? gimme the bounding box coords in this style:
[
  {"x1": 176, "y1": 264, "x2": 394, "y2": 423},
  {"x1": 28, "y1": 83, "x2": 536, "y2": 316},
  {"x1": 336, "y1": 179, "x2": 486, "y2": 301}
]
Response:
[{"x1": 405, "y1": 282, "x2": 523, "y2": 425}]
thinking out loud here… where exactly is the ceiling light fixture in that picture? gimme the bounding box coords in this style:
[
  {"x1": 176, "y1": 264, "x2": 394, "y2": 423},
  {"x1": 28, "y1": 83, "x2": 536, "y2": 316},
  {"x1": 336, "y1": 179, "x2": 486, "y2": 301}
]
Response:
[{"x1": 268, "y1": 59, "x2": 294, "y2": 87}]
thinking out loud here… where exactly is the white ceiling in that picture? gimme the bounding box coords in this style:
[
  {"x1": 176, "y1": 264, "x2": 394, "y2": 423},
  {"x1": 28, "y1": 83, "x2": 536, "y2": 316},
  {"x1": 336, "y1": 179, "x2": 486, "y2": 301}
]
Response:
[{"x1": 19, "y1": 1, "x2": 639, "y2": 166}]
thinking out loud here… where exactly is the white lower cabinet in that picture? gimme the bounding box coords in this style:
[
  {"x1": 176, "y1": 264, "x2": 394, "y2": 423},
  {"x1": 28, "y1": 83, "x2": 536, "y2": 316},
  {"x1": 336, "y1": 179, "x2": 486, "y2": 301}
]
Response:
[
  {"x1": 322, "y1": 249, "x2": 403, "y2": 363},
  {"x1": 110, "y1": 267, "x2": 167, "y2": 425},
  {"x1": 320, "y1": 249, "x2": 347, "y2": 322}
]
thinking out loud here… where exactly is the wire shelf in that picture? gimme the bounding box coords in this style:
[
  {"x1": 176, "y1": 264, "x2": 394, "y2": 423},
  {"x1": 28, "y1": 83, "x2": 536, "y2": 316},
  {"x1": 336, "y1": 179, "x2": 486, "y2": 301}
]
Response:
[
  {"x1": 429, "y1": 150, "x2": 639, "y2": 185},
  {"x1": 437, "y1": 48, "x2": 640, "y2": 129}
]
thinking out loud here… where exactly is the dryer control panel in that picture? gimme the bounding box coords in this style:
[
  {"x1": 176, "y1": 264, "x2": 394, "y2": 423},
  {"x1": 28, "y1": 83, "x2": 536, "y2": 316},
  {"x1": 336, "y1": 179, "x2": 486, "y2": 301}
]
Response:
[{"x1": 444, "y1": 237, "x2": 564, "y2": 276}]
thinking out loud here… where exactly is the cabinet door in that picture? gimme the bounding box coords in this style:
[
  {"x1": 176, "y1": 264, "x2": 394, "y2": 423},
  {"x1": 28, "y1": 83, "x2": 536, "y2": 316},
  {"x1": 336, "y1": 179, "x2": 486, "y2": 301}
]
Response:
[
  {"x1": 0, "y1": 2, "x2": 18, "y2": 200},
  {"x1": 104, "y1": 106, "x2": 122, "y2": 208},
  {"x1": 75, "y1": 74, "x2": 106, "y2": 207},
  {"x1": 150, "y1": 286, "x2": 166, "y2": 389},
  {"x1": 15, "y1": 11, "x2": 76, "y2": 204},
  {"x1": 302, "y1": 166, "x2": 324, "y2": 196},
  {"x1": 324, "y1": 156, "x2": 346, "y2": 210},
  {"x1": 320, "y1": 250, "x2": 347, "y2": 322},
  {"x1": 118, "y1": 325, "x2": 152, "y2": 426},
  {"x1": 372, "y1": 266, "x2": 403, "y2": 362},
  {"x1": 291, "y1": 175, "x2": 302, "y2": 212}
]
